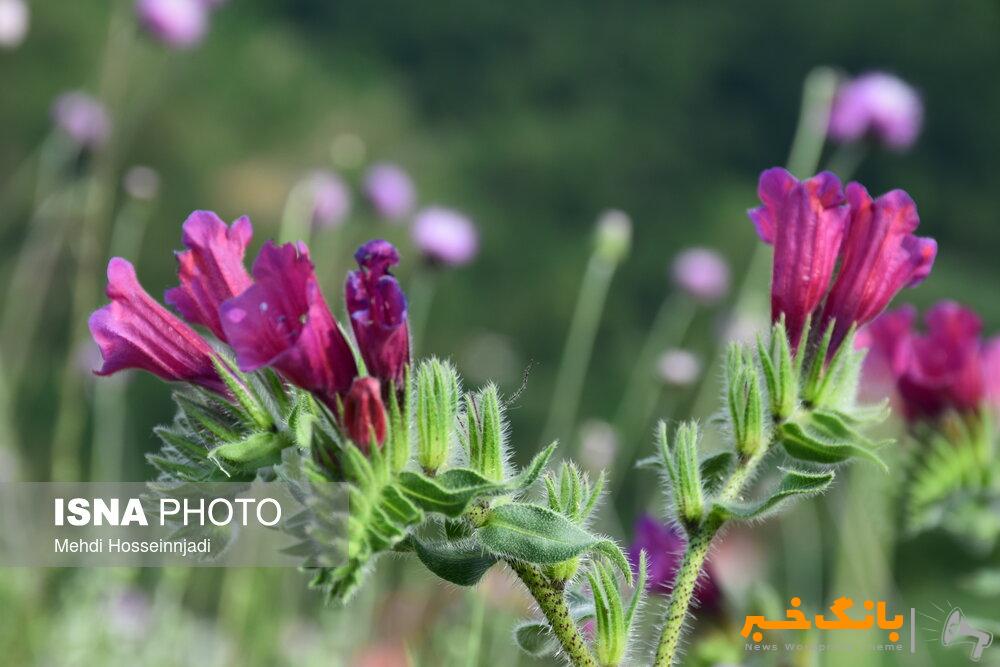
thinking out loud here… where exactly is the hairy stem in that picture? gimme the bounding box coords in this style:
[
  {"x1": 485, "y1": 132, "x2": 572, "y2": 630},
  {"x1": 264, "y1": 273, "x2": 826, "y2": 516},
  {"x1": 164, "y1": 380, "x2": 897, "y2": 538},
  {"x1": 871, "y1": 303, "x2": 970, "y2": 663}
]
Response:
[
  {"x1": 653, "y1": 446, "x2": 769, "y2": 666},
  {"x1": 508, "y1": 560, "x2": 597, "y2": 667}
]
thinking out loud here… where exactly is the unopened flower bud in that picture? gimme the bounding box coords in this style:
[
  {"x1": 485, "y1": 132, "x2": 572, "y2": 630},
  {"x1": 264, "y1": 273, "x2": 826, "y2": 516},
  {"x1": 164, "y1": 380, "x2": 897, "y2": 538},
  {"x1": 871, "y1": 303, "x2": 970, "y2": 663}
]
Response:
[
  {"x1": 465, "y1": 383, "x2": 506, "y2": 481},
  {"x1": 415, "y1": 358, "x2": 460, "y2": 474},
  {"x1": 593, "y1": 209, "x2": 632, "y2": 264},
  {"x1": 343, "y1": 377, "x2": 387, "y2": 452}
]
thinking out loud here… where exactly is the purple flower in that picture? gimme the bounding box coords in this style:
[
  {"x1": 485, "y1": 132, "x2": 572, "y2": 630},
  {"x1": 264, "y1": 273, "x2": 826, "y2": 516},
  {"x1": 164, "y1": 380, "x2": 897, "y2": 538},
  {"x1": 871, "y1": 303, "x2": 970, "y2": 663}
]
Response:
[
  {"x1": 343, "y1": 377, "x2": 387, "y2": 453},
  {"x1": 749, "y1": 168, "x2": 849, "y2": 347},
  {"x1": 0, "y1": 0, "x2": 29, "y2": 49},
  {"x1": 89, "y1": 258, "x2": 223, "y2": 393},
  {"x1": 828, "y1": 72, "x2": 923, "y2": 151},
  {"x1": 165, "y1": 211, "x2": 253, "y2": 342},
  {"x1": 820, "y1": 183, "x2": 937, "y2": 351},
  {"x1": 304, "y1": 171, "x2": 351, "y2": 229},
  {"x1": 863, "y1": 302, "x2": 995, "y2": 422},
  {"x1": 221, "y1": 242, "x2": 358, "y2": 408},
  {"x1": 411, "y1": 207, "x2": 479, "y2": 266},
  {"x1": 51, "y1": 92, "x2": 111, "y2": 149},
  {"x1": 363, "y1": 164, "x2": 415, "y2": 221},
  {"x1": 135, "y1": 0, "x2": 208, "y2": 49},
  {"x1": 671, "y1": 247, "x2": 730, "y2": 303},
  {"x1": 749, "y1": 168, "x2": 935, "y2": 352},
  {"x1": 345, "y1": 240, "x2": 410, "y2": 390},
  {"x1": 628, "y1": 515, "x2": 719, "y2": 608}
]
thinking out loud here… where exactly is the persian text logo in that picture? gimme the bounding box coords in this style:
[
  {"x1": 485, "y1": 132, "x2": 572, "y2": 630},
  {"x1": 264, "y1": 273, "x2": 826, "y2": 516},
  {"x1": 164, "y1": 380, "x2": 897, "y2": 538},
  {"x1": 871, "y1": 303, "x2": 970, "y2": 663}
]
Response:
[{"x1": 741, "y1": 596, "x2": 905, "y2": 645}]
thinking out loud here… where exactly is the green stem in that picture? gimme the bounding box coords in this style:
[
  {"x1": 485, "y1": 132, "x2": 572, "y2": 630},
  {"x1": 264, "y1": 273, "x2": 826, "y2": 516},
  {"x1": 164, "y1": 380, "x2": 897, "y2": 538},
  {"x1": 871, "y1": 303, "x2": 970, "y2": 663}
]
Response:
[
  {"x1": 544, "y1": 253, "x2": 617, "y2": 451},
  {"x1": 407, "y1": 265, "x2": 437, "y2": 357},
  {"x1": 508, "y1": 560, "x2": 597, "y2": 667},
  {"x1": 652, "y1": 446, "x2": 768, "y2": 666}
]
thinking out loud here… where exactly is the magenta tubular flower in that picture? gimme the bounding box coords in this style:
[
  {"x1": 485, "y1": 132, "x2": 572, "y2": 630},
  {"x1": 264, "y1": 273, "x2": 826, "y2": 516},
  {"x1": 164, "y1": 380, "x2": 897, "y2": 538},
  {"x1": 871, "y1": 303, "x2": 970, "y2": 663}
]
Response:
[
  {"x1": 820, "y1": 184, "x2": 937, "y2": 351},
  {"x1": 856, "y1": 305, "x2": 915, "y2": 402},
  {"x1": 828, "y1": 72, "x2": 923, "y2": 150},
  {"x1": 51, "y1": 91, "x2": 111, "y2": 150},
  {"x1": 165, "y1": 211, "x2": 253, "y2": 342},
  {"x1": 363, "y1": 164, "x2": 415, "y2": 221},
  {"x1": 671, "y1": 247, "x2": 730, "y2": 303},
  {"x1": 88, "y1": 258, "x2": 223, "y2": 393},
  {"x1": 345, "y1": 240, "x2": 410, "y2": 390},
  {"x1": 628, "y1": 515, "x2": 719, "y2": 608},
  {"x1": 411, "y1": 207, "x2": 479, "y2": 266},
  {"x1": 220, "y1": 241, "x2": 357, "y2": 407},
  {"x1": 343, "y1": 377, "x2": 387, "y2": 452},
  {"x1": 748, "y1": 168, "x2": 849, "y2": 347},
  {"x1": 135, "y1": 0, "x2": 208, "y2": 49}
]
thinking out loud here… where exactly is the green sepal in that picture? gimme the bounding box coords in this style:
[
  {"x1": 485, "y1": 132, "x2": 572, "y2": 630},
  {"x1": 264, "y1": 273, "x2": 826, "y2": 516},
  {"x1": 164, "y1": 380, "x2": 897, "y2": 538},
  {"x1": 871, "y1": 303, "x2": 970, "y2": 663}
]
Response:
[
  {"x1": 415, "y1": 357, "x2": 460, "y2": 474},
  {"x1": 699, "y1": 452, "x2": 735, "y2": 496},
  {"x1": 514, "y1": 597, "x2": 594, "y2": 658},
  {"x1": 410, "y1": 535, "x2": 498, "y2": 586},
  {"x1": 210, "y1": 356, "x2": 273, "y2": 430},
  {"x1": 778, "y1": 420, "x2": 888, "y2": 471},
  {"x1": 712, "y1": 467, "x2": 835, "y2": 521},
  {"x1": 208, "y1": 431, "x2": 290, "y2": 474}
]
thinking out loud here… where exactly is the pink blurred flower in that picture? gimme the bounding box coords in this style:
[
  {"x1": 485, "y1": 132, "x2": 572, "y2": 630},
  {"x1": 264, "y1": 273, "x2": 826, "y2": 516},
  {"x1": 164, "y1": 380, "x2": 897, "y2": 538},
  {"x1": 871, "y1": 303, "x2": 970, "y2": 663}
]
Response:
[
  {"x1": 861, "y1": 301, "x2": 999, "y2": 421},
  {"x1": 363, "y1": 163, "x2": 415, "y2": 221},
  {"x1": 657, "y1": 348, "x2": 701, "y2": 386},
  {"x1": 135, "y1": 0, "x2": 208, "y2": 49},
  {"x1": 51, "y1": 92, "x2": 111, "y2": 149},
  {"x1": 0, "y1": 0, "x2": 29, "y2": 49},
  {"x1": 165, "y1": 211, "x2": 253, "y2": 342},
  {"x1": 671, "y1": 247, "x2": 730, "y2": 303},
  {"x1": 411, "y1": 206, "x2": 479, "y2": 266},
  {"x1": 89, "y1": 258, "x2": 224, "y2": 393},
  {"x1": 304, "y1": 170, "x2": 351, "y2": 229},
  {"x1": 828, "y1": 72, "x2": 923, "y2": 151},
  {"x1": 628, "y1": 515, "x2": 720, "y2": 609}
]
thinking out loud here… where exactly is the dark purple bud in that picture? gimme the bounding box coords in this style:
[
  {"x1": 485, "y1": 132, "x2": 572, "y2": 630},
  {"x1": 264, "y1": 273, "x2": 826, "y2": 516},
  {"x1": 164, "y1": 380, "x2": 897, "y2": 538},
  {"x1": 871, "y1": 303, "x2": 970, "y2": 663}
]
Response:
[
  {"x1": 343, "y1": 377, "x2": 387, "y2": 453},
  {"x1": 346, "y1": 240, "x2": 410, "y2": 389}
]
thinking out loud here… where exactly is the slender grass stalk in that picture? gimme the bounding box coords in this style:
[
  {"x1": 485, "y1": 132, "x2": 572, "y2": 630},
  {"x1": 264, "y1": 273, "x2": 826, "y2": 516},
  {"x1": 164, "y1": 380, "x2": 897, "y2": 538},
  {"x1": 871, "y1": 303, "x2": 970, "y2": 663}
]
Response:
[
  {"x1": 278, "y1": 180, "x2": 314, "y2": 245},
  {"x1": 543, "y1": 252, "x2": 618, "y2": 451},
  {"x1": 406, "y1": 265, "x2": 437, "y2": 357},
  {"x1": 610, "y1": 292, "x2": 696, "y2": 491},
  {"x1": 652, "y1": 444, "x2": 770, "y2": 666},
  {"x1": 89, "y1": 199, "x2": 154, "y2": 481},
  {"x1": 688, "y1": 68, "x2": 838, "y2": 422},
  {"x1": 508, "y1": 560, "x2": 598, "y2": 667},
  {"x1": 465, "y1": 588, "x2": 487, "y2": 667}
]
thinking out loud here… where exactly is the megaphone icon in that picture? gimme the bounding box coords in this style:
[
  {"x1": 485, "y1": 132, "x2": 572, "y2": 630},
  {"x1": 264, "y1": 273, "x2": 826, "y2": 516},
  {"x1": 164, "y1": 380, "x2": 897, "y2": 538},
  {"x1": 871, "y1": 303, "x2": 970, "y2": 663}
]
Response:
[{"x1": 942, "y1": 607, "x2": 994, "y2": 662}]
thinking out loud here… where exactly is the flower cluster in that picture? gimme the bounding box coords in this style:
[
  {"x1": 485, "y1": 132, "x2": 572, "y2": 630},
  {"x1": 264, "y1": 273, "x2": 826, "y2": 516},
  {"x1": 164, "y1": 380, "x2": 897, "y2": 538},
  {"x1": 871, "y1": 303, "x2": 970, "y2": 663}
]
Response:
[
  {"x1": 859, "y1": 301, "x2": 1000, "y2": 422},
  {"x1": 88, "y1": 210, "x2": 409, "y2": 449},
  {"x1": 749, "y1": 167, "x2": 937, "y2": 353}
]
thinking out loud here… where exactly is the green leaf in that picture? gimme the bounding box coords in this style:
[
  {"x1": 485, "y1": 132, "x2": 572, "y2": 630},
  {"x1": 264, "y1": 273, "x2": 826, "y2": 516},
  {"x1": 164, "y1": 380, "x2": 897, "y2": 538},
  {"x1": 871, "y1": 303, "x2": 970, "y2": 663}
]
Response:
[
  {"x1": 514, "y1": 601, "x2": 594, "y2": 657},
  {"x1": 713, "y1": 467, "x2": 835, "y2": 521},
  {"x1": 778, "y1": 421, "x2": 888, "y2": 471},
  {"x1": 208, "y1": 431, "x2": 290, "y2": 474},
  {"x1": 593, "y1": 539, "x2": 633, "y2": 586},
  {"x1": 411, "y1": 536, "x2": 498, "y2": 586},
  {"x1": 476, "y1": 503, "x2": 601, "y2": 563},
  {"x1": 699, "y1": 452, "x2": 734, "y2": 496}
]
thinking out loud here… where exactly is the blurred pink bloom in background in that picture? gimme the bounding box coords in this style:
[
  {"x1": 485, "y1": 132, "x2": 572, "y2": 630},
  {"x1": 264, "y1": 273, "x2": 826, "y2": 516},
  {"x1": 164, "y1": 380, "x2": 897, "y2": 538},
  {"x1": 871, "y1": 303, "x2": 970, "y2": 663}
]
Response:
[
  {"x1": 411, "y1": 206, "x2": 479, "y2": 266},
  {"x1": 671, "y1": 247, "x2": 730, "y2": 303},
  {"x1": 304, "y1": 170, "x2": 351, "y2": 229},
  {"x1": 123, "y1": 165, "x2": 161, "y2": 200},
  {"x1": 0, "y1": 0, "x2": 28, "y2": 49},
  {"x1": 828, "y1": 72, "x2": 923, "y2": 150},
  {"x1": 657, "y1": 348, "x2": 701, "y2": 386},
  {"x1": 364, "y1": 163, "x2": 415, "y2": 221},
  {"x1": 51, "y1": 91, "x2": 111, "y2": 149},
  {"x1": 135, "y1": 0, "x2": 208, "y2": 49}
]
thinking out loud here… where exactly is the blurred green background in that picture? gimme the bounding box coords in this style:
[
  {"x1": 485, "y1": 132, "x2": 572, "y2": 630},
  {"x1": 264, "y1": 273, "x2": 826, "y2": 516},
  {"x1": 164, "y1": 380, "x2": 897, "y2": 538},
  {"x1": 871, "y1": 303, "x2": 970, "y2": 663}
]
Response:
[{"x1": 0, "y1": 1, "x2": 998, "y2": 665}]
